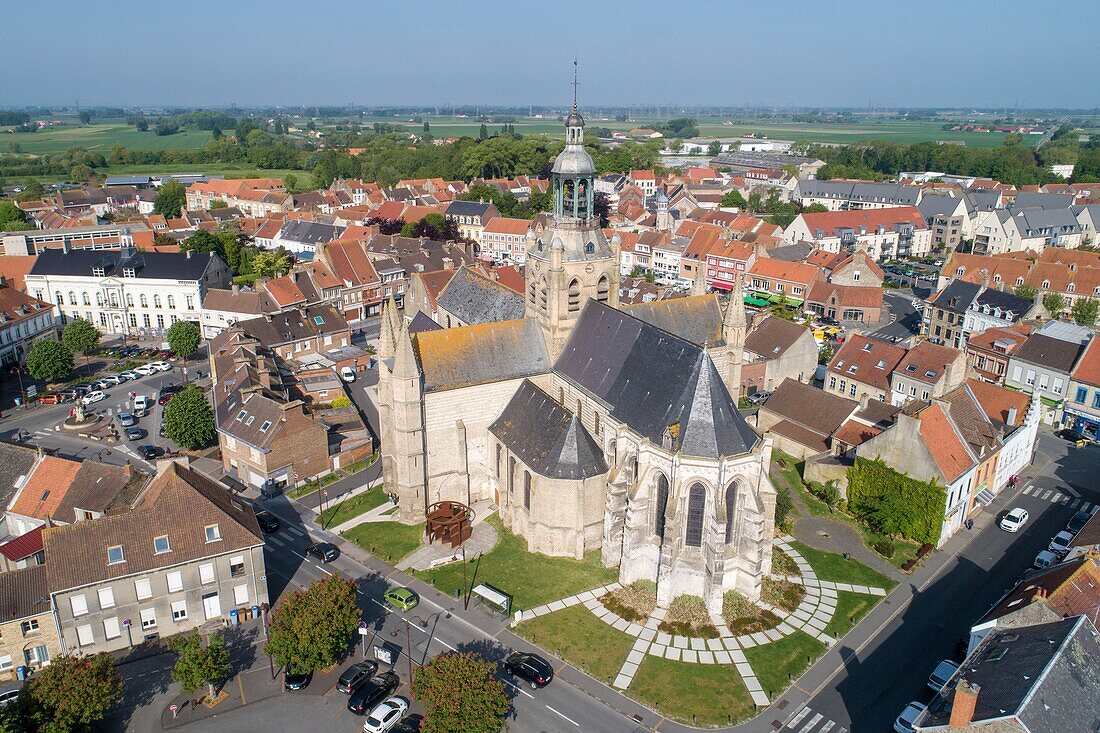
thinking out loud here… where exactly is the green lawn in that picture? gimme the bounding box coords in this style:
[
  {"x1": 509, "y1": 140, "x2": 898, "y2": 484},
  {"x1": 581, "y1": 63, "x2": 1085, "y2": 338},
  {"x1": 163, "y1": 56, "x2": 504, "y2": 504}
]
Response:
[
  {"x1": 743, "y1": 631, "x2": 826, "y2": 699},
  {"x1": 3, "y1": 123, "x2": 214, "y2": 154},
  {"x1": 789, "y1": 540, "x2": 897, "y2": 590},
  {"x1": 12, "y1": 164, "x2": 313, "y2": 189},
  {"x1": 514, "y1": 605, "x2": 634, "y2": 684},
  {"x1": 629, "y1": 655, "x2": 756, "y2": 726},
  {"x1": 319, "y1": 489, "x2": 389, "y2": 528},
  {"x1": 823, "y1": 592, "x2": 879, "y2": 640},
  {"x1": 342, "y1": 521, "x2": 425, "y2": 564},
  {"x1": 413, "y1": 515, "x2": 617, "y2": 611}
]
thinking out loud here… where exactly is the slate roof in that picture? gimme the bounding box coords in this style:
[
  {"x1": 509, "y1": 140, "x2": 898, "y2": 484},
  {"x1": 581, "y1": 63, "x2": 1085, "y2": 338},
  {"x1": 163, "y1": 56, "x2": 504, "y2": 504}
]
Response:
[
  {"x1": 919, "y1": 617, "x2": 1100, "y2": 733},
  {"x1": 554, "y1": 301, "x2": 759, "y2": 458},
  {"x1": 408, "y1": 311, "x2": 443, "y2": 333},
  {"x1": 797, "y1": 180, "x2": 920, "y2": 205},
  {"x1": 918, "y1": 193, "x2": 966, "y2": 219},
  {"x1": 436, "y1": 266, "x2": 525, "y2": 325},
  {"x1": 971, "y1": 288, "x2": 1032, "y2": 320},
  {"x1": 1012, "y1": 191, "x2": 1075, "y2": 210},
  {"x1": 43, "y1": 463, "x2": 263, "y2": 593},
  {"x1": 445, "y1": 200, "x2": 495, "y2": 220},
  {"x1": 414, "y1": 318, "x2": 550, "y2": 392},
  {"x1": 930, "y1": 279, "x2": 981, "y2": 314},
  {"x1": 202, "y1": 287, "x2": 278, "y2": 315},
  {"x1": 623, "y1": 295, "x2": 724, "y2": 347},
  {"x1": 28, "y1": 247, "x2": 217, "y2": 280},
  {"x1": 490, "y1": 380, "x2": 607, "y2": 480},
  {"x1": 235, "y1": 304, "x2": 348, "y2": 348},
  {"x1": 766, "y1": 242, "x2": 815, "y2": 263},
  {"x1": 276, "y1": 219, "x2": 343, "y2": 244},
  {"x1": 0, "y1": 441, "x2": 39, "y2": 511},
  {"x1": 0, "y1": 565, "x2": 50, "y2": 622},
  {"x1": 1012, "y1": 333, "x2": 1085, "y2": 373}
]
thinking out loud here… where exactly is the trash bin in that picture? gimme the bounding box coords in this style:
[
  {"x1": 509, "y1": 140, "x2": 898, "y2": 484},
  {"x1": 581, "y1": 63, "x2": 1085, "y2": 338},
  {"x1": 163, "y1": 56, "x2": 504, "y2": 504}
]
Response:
[
  {"x1": 252, "y1": 604, "x2": 261, "y2": 619},
  {"x1": 16, "y1": 665, "x2": 28, "y2": 681},
  {"x1": 13, "y1": 397, "x2": 22, "y2": 407},
  {"x1": 229, "y1": 608, "x2": 239, "y2": 626}
]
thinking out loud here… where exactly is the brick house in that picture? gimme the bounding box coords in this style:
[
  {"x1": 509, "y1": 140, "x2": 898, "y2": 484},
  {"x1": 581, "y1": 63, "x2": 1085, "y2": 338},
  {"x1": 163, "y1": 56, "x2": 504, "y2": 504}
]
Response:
[{"x1": 0, "y1": 566, "x2": 60, "y2": 680}]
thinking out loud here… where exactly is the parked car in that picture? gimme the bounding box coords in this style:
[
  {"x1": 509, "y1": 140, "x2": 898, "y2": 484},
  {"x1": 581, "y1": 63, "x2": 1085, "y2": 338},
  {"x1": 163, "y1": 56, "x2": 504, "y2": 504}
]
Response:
[
  {"x1": 307, "y1": 542, "x2": 340, "y2": 563},
  {"x1": 383, "y1": 587, "x2": 419, "y2": 612},
  {"x1": 158, "y1": 385, "x2": 181, "y2": 405},
  {"x1": 347, "y1": 672, "x2": 399, "y2": 715},
  {"x1": 117, "y1": 412, "x2": 136, "y2": 427},
  {"x1": 504, "y1": 651, "x2": 554, "y2": 689},
  {"x1": 337, "y1": 661, "x2": 379, "y2": 694},
  {"x1": 1055, "y1": 428, "x2": 1091, "y2": 446},
  {"x1": 99, "y1": 375, "x2": 123, "y2": 386},
  {"x1": 149, "y1": 361, "x2": 172, "y2": 372},
  {"x1": 1034, "y1": 550, "x2": 1060, "y2": 570},
  {"x1": 82, "y1": 390, "x2": 107, "y2": 405},
  {"x1": 254, "y1": 511, "x2": 280, "y2": 534},
  {"x1": 134, "y1": 364, "x2": 157, "y2": 376},
  {"x1": 341, "y1": 365, "x2": 357, "y2": 382},
  {"x1": 124, "y1": 427, "x2": 145, "y2": 441},
  {"x1": 893, "y1": 701, "x2": 927, "y2": 733},
  {"x1": 116, "y1": 370, "x2": 140, "y2": 381},
  {"x1": 0, "y1": 688, "x2": 20, "y2": 707},
  {"x1": 159, "y1": 420, "x2": 167, "y2": 438},
  {"x1": 37, "y1": 392, "x2": 66, "y2": 405},
  {"x1": 284, "y1": 669, "x2": 312, "y2": 691},
  {"x1": 746, "y1": 390, "x2": 772, "y2": 405},
  {"x1": 363, "y1": 697, "x2": 409, "y2": 733},
  {"x1": 999, "y1": 507, "x2": 1029, "y2": 532},
  {"x1": 927, "y1": 659, "x2": 959, "y2": 691},
  {"x1": 133, "y1": 395, "x2": 149, "y2": 414},
  {"x1": 1048, "y1": 530, "x2": 1075, "y2": 556},
  {"x1": 1067, "y1": 509, "x2": 1091, "y2": 535},
  {"x1": 138, "y1": 445, "x2": 164, "y2": 460}
]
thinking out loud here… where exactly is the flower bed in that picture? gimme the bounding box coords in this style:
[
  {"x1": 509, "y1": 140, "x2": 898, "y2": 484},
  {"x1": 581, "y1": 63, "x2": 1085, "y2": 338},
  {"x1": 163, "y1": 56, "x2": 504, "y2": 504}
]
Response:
[
  {"x1": 722, "y1": 592, "x2": 782, "y2": 635},
  {"x1": 599, "y1": 580, "x2": 657, "y2": 623},
  {"x1": 658, "y1": 595, "x2": 719, "y2": 638},
  {"x1": 761, "y1": 578, "x2": 805, "y2": 613}
]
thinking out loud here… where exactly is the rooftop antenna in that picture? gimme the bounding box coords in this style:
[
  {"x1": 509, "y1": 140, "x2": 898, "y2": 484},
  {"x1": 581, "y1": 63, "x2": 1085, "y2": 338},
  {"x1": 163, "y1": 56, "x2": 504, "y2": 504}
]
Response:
[{"x1": 572, "y1": 57, "x2": 579, "y2": 113}]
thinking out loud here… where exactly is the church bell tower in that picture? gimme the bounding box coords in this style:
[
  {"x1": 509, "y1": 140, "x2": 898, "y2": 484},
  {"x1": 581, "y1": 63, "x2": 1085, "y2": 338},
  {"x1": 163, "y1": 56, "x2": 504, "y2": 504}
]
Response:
[{"x1": 525, "y1": 62, "x2": 619, "y2": 360}]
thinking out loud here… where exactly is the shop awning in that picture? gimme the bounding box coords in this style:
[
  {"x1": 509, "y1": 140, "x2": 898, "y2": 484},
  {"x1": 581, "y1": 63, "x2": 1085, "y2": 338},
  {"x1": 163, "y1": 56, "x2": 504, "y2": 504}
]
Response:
[{"x1": 710, "y1": 280, "x2": 733, "y2": 292}]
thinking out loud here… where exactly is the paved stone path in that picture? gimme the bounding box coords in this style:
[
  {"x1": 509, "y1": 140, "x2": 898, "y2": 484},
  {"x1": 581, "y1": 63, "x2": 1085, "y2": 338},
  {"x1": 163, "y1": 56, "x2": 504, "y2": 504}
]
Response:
[{"x1": 515, "y1": 536, "x2": 888, "y2": 707}]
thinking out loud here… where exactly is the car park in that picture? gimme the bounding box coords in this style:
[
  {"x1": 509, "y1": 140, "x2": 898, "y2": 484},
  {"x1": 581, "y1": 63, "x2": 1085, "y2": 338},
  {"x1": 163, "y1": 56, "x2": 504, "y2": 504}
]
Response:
[
  {"x1": 999, "y1": 507, "x2": 1029, "y2": 532},
  {"x1": 894, "y1": 701, "x2": 927, "y2": 733},
  {"x1": 307, "y1": 542, "x2": 340, "y2": 563},
  {"x1": 1034, "y1": 550, "x2": 1060, "y2": 570},
  {"x1": 383, "y1": 587, "x2": 419, "y2": 612},
  {"x1": 927, "y1": 659, "x2": 959, "y2": 691},
  {"x1": 504, "y1": 651, "x2": 554, "y2": 688},
  {"x1": 82, "y1": 390, "x2": 107, "y2": 405},
  {"x1": 93, "y1": 379, "x2": 114, "y2": 390},
  {"x1": 1048, "y1": 530, "x2": 1075, "y2": 556},
  {"x1": 284, "y1": 669, "x2": 312, "y2": 691},
  {"x1": 124, "y1": 427, "x2": 145, "y2": 441},
  {"x1": 255, "y1": 511, "x2": 280, "y2": 534},
  {"x1": 337, "y1": 661, "x2": 379, "y2": 694},
  {"x1": 133, "y1": 395, "x2": 150, "y2": 415},
  {"x1": 1067, "y1": 510, "x2": 1091, "y2": 534},
  {"x1": 363, "y1": 697, "x2": 409, "y2": 733},
  {"x1": 347, "y1": 672, "x2": 400, "y2": 715},
  {"x1": 117, "y1": 412, "x2": 136, "y2": 427},
  {"x1": 99, "y1": 375, "x2": 123, "y2": 386}
]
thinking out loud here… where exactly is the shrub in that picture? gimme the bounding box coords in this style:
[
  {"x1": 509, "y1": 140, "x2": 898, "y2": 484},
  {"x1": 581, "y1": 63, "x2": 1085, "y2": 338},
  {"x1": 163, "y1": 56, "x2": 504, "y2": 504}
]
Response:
[
  {"x1": 809, "y1": 481, "x2": 841, "y2": 510},
  {"x1": 658, "y1": 596, "x2": 719, "y2": 638},
  {"x1": 917, "y1": 543, "x2": 934, "y2": 559},
  {"x1": 331, "y1": 396, "x2": 352, "y2": 408},
  {"x1": 871, "y1": 538, "x2": 896, "y2": 559},
  {"x1": 722, "y1": 592, "x2": 781, "y2": 635},
  {"x1": 846, "y1": 458, "x2": 946, "y2": 545},
  {"x1": 772, "y1": 549, "x2": 799, "y2": 576},
  {"x1": 599, "y1": 581, "x2": 657, "y2": 623},
  {"x1": 775, "y1": 486, "x2": 795, "y2": 533},
  {"x1": 761, "y1": 578, "x2": 805, "y2": 613}
]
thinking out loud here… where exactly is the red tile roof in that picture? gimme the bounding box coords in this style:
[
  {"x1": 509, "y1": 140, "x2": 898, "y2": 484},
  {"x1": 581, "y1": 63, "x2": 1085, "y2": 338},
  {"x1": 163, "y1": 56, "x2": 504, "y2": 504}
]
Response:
[
  {"x1": 894, "y1": 341, "x2": 962, "y2": 385},
  {"x1": 965, "y1": 378, "x2": 1031, "y2": 426},
  {"x1": 10, "y1": 457, "x2": 83, "y2": 521},
  {"x1": 799, "y1": 206, "x2": 927, "y2": 237},
  {"x1": 0, "y1": 525, "x2": 44, "y2": 561},
  {"x1": 748, "y1": 258, "x2": 823, "y2": 285},
  {"x1": 483, "y1": 217, "x2": 533, "y2": 236},
  {"x1": 806, "y1": 282, "x2": 884, "y2": 309},
  {"x1": 918, "y1": 403, "x2": 975, "y2": 482},
  {"x1": 828, "y1": 334, "x2": 906, "y2": 392},
  {"x1": 1071, "y1": 337, "x2": 1100, "y2": 388}
]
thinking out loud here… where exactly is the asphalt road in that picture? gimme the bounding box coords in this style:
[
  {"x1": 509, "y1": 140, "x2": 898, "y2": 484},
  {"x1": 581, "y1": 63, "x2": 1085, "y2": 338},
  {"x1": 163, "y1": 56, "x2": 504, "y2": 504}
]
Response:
[
  {"x1": 793, "y1": 430, "x2": 1096, "y2": 732},
  {"x1": 866, "y1": 289, "x2": 922, "y2": 345}
]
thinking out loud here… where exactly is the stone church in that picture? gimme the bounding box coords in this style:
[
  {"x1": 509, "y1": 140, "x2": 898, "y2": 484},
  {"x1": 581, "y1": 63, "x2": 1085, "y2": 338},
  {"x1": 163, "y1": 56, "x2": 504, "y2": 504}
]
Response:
[{"x1": 378, "y1": 99, "x2": 777, "y2": 612}]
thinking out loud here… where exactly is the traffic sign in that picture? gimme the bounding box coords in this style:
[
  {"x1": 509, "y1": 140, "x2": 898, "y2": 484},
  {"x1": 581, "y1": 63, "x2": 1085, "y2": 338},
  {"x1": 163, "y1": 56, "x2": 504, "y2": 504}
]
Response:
[
  {"x1": 358, "y1": 626, "x2": 369, "y2": 636},
  {"x1": 26, "y1": 385, "x2": 37, "y2": 397},
  {"x1": 122, "y1": 619, "x2": 131, "y2": 627},
  {"x1": 323, "y1": 489, "x2": 329, "y2": 497},
  {"x1": 169, "y1": 705, "x2": 178, "y2": 713},
  {"x1": 358, "y1": 621, "x2": 367, "y2": 629}
]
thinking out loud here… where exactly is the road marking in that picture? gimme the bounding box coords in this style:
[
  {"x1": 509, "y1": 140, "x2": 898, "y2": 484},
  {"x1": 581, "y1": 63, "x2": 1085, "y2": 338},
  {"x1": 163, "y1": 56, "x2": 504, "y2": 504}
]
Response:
[
  {"x1": 545, "y1": 704, "x2": 579, "y2": 726},
  {"x1": 267, "y1": 536, "x2": 285, "y2": 547},
  {"x1": 1022, "y1": 485, "x2": 1034, "y2": 495},
  {"x1": 316, "y1": 566, "x2": 333, "y2": 575},
  {"x1": 1071, "y1": 498, "x2": 1081, "y2": 509},
  {"x1": 1040, "y1": 490, "x2": 1052, "y2": 500},
  {"x1": 800, "y1": 712, "x2": 823, "y2": 733},
  {"x1": 284, "y1": 526, "x2": 304, "y2": 538},
  {"x1": 500, "y1": 677, "x2": 535, "y2": 699}
]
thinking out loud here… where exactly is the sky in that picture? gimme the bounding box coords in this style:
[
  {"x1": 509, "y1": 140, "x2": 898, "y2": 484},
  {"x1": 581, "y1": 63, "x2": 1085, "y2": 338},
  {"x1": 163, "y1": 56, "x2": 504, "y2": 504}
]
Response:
[{"x1": 5, "y1": 0, "x2": 1100, "y2": 109}]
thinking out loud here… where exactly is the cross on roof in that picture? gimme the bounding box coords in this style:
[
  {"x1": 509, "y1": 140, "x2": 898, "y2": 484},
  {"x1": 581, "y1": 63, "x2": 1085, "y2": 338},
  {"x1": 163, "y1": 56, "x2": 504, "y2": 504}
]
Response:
[{"x1": 572, "y1": 58, "x2": 579, "y2": 112}]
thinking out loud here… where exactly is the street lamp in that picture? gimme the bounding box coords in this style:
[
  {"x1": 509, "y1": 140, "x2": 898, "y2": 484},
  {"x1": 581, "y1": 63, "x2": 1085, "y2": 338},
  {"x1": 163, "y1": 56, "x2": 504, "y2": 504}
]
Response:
[
  {"x1": 402, "y1": 615, "x2": 428, "y2": 683},
  {"x1": 92, "y1": 448, "x2": 112, "y2": 463}
]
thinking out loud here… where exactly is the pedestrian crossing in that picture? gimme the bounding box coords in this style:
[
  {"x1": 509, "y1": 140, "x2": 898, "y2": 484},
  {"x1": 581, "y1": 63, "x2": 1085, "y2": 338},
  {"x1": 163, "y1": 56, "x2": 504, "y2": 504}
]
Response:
[
  {"x1": 1020, "y1": 485, "x2": 1100, "y2": 515},
  {"x1": 782, "y1": 706, "x2": 848, "y2": 733}
]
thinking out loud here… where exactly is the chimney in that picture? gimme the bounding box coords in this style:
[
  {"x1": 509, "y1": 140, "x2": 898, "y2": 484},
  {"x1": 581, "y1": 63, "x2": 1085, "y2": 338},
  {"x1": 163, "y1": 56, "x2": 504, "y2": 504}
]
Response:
[
  {"x1": 62, "y1": 236, "x2": 72, "y2": 254},
  {"x1": 949, "y1": 679, "x2": 980, "y2": 729},
  {"x1": 1007, "y1": 406, "x2": 1018, "y2": 425},
  {"x1": 442, "y1": 257, "x2": 454, "y2": 271},
  {"x1": 860, "y1": 394, "x2": 870, "y2": 411},
  {"x1": 232, "y1": 283, "x2": 240, "y2": 294},
  {"x1": 186, "y1": 249, "x2": 193, "y2": 259}
]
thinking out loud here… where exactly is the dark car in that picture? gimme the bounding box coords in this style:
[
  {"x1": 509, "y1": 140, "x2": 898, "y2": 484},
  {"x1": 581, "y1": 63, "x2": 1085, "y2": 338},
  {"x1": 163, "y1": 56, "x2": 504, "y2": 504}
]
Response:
[
  {"x1": 393, "y1": 715, "x2": 423, "y2": 733},
  {"x1": 124, "y1": 427, "x2": 145, "y2": 441},
  {"x1": 158, "y1": 385, "x2": 182, "y2": 405},
  {"x1": 138, "y1": 445, "x2": 164, "y2": 460},
  {"x1": 307, "y1": 542, "x2": 340, "y2": 563},
  {"x1": 504, "y1": 651, "x2": 553, "y2": 689},
  {"x1": 347, "y1": 672, "x2": 399, "y2": 715},
  {"x1": 336, "y1": 661, "x2": 379, "y2": 694},
  {"x1": 1055, "y1": 428, "x2": 1090, "y2": 445},
  {"x1": 255, "y1": 511, "x2": 280, "y2": 534},
  {"x1": 1067, "y1": 509, "x2": 1092, "y2": 535},
  {"x1": 284, "y1": 669, "x2": 312, "y2": 691}
]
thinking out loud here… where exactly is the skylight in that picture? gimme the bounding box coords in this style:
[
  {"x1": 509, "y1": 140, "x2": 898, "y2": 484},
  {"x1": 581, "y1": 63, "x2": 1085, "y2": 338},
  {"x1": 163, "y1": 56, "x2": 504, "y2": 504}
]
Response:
[
  {"x1": 259, "y1": 421, "x2": 272, "y2": 432},
  {"x1": 905, "y1": 364, "x2": 916, "y2": 372},
  {"x1": 313, "y1": 316, "x2": 325, "y2": 325}
]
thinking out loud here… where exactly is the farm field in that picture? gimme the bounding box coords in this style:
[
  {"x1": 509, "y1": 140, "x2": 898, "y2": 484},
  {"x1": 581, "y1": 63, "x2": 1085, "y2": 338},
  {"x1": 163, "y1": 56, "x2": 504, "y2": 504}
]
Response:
[
  {"x1": 2, "y1": 123, "x2": 214, "y2": 154},
  {"x1": 15, "y1": 165, "x2": 312, "y2": 189}
]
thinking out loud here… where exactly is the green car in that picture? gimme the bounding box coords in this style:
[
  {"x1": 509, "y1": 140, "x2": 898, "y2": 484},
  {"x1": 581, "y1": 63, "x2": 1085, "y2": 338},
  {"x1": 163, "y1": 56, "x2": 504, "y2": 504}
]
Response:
[{"x1": 384, "y1": 586, "x2": 419, "y2": 612}]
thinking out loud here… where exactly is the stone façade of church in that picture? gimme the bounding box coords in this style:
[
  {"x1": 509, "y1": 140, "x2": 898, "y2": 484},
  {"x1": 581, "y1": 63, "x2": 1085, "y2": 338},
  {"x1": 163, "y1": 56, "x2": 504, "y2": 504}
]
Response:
[{"x1": 377, "y1": 98, "x2": 776, "y2": 612}]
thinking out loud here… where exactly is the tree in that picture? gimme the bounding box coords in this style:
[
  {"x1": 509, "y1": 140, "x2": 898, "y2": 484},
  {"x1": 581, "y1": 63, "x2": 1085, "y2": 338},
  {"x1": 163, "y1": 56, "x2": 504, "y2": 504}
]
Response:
[
  {"x1": 154, "y1": 179, "x2": 186, "y2": 218},
  {"x1": 26, "y1": 653, "x2": 122, "y2": 733},
  {"x1": 163, "y1": 385, "x2": 216, "y2": 449},
  {"x1": 134, "y1": 117, "x2": 149, "y2": 132},
  {"x1": 169, "y1": 633, "x2": 232, "y2": 701},
  {"x1": 721, "y1": 190, "x2": 747, "y2": 209},
  {"x1": 62, "y1": 317, "x2": 100, "y2": 375},
  {"x1": 478, "y1": 123, "x2": 489, "y2": 140},
  {"x1": 26, "y1": 340, "x2": 74, "y2": 383},
  {"x1": 15, "y1": 180, "x2": 45, "y2": 202},
  {"x1": 803, "y1": 203, "x2": 829, "y2": 213},
  {"x1": 167, "y1": 319, "x2": 201, "y2": 372},
  {"x1": 1014, "y1": 284, "x2": 1037, "y2": 300},
  {"x1": 181, "y1": 229, "x2": 225, "y2": 259},
  {"x1": 78, "y1": 110, "x2": 92, "y2": 125},
  {"x1": 265, "y1": 575, "x2": 360, "y2": 673},
  {"x1": 209, "y1": 199, "x2": 228, "y2": 209},
  {"x1": 283, "y1": 173, "x2": 297, "y2": 192},
  {"x1": 1042, "y1": 291, "x2": 1066, "y2": 317},
  {"x1": 1071, "y1": 296, "x2": 1100, "y2": 326},
  {"x1": 707, "y1": 139, "x2": 722, "y2": 157},
  {"x1": 251, "y1": 248, "x2": 291, "y2": 278},
  {"x1": 413, "y1": 652, "x2": 509, "y2": 733}
]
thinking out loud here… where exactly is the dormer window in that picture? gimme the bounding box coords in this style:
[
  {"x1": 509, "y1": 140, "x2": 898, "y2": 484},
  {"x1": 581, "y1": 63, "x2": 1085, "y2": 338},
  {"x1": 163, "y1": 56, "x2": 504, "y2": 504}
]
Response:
[
  {"x1": 204, "y1": 524, "x2": 221, "y2": 543},
  {"x1": 92, "y1": 267, "x2": 105, "y2": 277},
  {"x1": 123, "y1": 268, "x2": 135, "y2": 278},
  {"x1": 107, "y1": 545, "x2": 125, "y2": 565},
  {"x1": 848, "y1": 365, "x2": 857, "y2": 374},
  {"x1": 1068, "y1": 283, "x2": 1076, "y2": 293},
  {"x1": 862, "y1": 343, "x2": 872, "y2": 352},
  {"x1": 1042, "y1": 280, "x2": 1050, "y2": 290},
  {"x1": 1015, "y1": 277, "x2": 1024, "y2": 286},
  {"x1": 905, "y1": 364, "x2": 917, "y2": 372},
  {"x1": 956, "y1": 267, "x2": 965, "y2": 276}
]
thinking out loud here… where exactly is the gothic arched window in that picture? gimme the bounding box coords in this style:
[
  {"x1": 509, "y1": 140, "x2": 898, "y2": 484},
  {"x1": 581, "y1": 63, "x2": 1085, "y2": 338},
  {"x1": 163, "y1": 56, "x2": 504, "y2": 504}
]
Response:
[
  {"x1": 567, "y1": 279, "x2": 581, "y2": 312},
  {"x1": 685, "y1": 483, "x2": 706, "y2": 547},
  {"x1": 655, "y1": 474, "x2": 669, "y2": 540},
  {"x1": 597, "y1": 276, "x2": 610, "y2": 304},
  {"x1": 523, "y1": 471, "x2": 532, "y2": 510},
  {"x1": 724, "y1": 482, "x2": 738, "y2": 545}
]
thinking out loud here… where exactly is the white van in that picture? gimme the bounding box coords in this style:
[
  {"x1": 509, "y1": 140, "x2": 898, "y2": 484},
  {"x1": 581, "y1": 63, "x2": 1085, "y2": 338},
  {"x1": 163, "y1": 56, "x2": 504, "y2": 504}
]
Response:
[
  {"x1": 340, "y1": 366, "x2": 356, "y2": 383},
  {"x1": 133, "y1": 395, "x2": 150, "y2": 415}
]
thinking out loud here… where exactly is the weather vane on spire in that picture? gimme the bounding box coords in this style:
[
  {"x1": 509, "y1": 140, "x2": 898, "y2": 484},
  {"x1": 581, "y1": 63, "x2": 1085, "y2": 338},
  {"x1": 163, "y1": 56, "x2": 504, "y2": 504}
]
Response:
[{"x1": 572, "y1": 58, "x2": 579, "y2": 112}]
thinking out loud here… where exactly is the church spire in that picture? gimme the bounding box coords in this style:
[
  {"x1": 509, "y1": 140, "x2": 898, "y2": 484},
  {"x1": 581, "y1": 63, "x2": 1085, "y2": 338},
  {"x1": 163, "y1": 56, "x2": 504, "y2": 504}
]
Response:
[
  {"x1": 392, "y1": 319, "x2": 420, "y2": 380},
  {"x1": 724, "y1": 274, "x2": 747, "y2": 400}
]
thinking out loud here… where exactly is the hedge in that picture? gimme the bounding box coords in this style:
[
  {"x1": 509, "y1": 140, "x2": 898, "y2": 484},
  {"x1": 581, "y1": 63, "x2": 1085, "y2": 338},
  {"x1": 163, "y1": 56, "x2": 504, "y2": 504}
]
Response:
[{"x1": 845, "y1": 457, "x2": 946, "y2": 546}]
